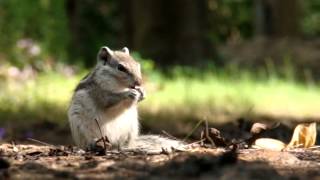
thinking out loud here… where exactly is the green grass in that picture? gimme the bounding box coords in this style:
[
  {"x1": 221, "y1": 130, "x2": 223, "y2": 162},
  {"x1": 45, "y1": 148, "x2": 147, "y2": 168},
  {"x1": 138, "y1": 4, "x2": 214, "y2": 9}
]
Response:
[
  {"x1": 1, "y1": 68, "x2": 320, "y2": 125},
  {"x1": 0, "y1": 71, "x2": 82, "y2": 123},
  {"x1": 140, "y1": 74, "x2": 320, "y2": 123}
]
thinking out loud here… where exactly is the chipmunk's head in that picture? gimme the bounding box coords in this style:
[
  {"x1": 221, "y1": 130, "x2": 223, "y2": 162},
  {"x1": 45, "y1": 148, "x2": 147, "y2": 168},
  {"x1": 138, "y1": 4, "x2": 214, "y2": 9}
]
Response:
[{"x1": 94, "y1": 46, "x2": 144, "y2": 95}]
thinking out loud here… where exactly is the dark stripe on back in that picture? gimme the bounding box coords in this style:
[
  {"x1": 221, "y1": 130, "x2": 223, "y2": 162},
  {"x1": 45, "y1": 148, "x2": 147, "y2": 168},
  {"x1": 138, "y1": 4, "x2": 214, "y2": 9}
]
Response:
[{"x1": 74, "y1": 72, "x2": 96, "y2": 92}]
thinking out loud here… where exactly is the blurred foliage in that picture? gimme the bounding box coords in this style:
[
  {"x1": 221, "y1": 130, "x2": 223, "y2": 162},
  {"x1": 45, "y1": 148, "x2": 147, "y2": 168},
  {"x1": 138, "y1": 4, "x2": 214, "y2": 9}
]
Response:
[
  {"x1": 0, "y1": 0, "x2": 319, "y2": 69},
  {"x1": 207, "y1": 0, "x2": 253, "y2": 43},
  {"x1": 66, "y1": 0, "x2": 123, "y2": 66},
  {"x1": 301, "y1": 0, "x2": 320, "y2": 36},
  {"x1": 0, "y1": 0, "x2": 68, "y2": 68}
]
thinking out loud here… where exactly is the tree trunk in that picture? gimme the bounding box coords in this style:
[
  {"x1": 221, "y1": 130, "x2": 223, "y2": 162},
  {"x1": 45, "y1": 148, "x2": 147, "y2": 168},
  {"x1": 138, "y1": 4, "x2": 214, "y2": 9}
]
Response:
[
  {"x1": 65, "y1": 0, "x2": 122, "y2": 66},
  {"x1": 254, "y1": 0, "x2": 299, "y2": 37},
  {"x1": 129, "y1": 0, "x2": 213, "y2": 67}
]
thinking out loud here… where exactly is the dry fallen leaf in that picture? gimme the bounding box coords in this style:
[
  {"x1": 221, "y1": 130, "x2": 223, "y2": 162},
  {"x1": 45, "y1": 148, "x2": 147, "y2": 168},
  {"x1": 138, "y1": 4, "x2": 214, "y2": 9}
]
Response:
[
  {"x1": 250, "y1": 122, "x2": 280, "y2": 134},
  {"x1": 252, "y1": 138, "x2": 286, "y2": 151},
  {"x1": 251, "y1": 122, "x2": 317, "y2": 151},
  {"x1": 287, "y1": 122, "x2": 317, "y2": 148}
]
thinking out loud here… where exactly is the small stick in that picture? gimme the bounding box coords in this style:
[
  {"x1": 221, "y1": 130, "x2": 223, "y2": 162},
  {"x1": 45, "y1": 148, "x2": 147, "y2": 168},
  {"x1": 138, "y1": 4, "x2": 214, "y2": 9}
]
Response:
[
  {"x1": 309, "y1": 146, "x2": 320, "y2": 149},
  {"x1": 183, "y1": 119, "x2": 204, "y2": 141},
  {"x1": 95, "y1": 118, "x2": 107, "y2": 151},
  {"x1": 205, "y1": 120, "x2": 215, "y2": 146},
  {"x1": 185, "y1": 139, "x2": 206, "y2": 147},
  {"x1": 27, "y1": 138, "x2": 54, "y2": 147},
  {"x1": 162, "y1": 130, "x2": 178, "y2": 140}
]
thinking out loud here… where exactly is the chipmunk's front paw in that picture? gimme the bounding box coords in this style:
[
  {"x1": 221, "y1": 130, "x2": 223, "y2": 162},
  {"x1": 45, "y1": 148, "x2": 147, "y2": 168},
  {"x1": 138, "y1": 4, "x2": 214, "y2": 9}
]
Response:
[
  {"x1": 134, "y1": 86, "x2": 146, "y2": 101},
  {"x1": 127, "y1": 89, "x2": 141, "y2": 101}
]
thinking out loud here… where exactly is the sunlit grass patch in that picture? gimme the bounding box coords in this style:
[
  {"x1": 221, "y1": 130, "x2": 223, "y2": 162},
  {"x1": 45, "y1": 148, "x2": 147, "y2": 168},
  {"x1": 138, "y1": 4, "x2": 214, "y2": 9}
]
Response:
[
  {"x1": 1, "y1": 68, "x2": 320, "y2": 125},
  {"x1": 140, "y1": 72, "x2": 320, "y2": 123},
  {"x1": 0, "y1": 71, "x2": 84, "y2": 123}
]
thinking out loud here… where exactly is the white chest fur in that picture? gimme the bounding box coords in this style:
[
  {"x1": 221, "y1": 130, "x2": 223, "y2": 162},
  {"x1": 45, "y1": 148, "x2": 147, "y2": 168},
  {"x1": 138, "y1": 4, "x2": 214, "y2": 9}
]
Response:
[
  {"x1": 68, "y1": 89, "x2": 140, "y2": 149},
  {"x1": 99, "y1": 105, "x2": 139, "y2": 147}
]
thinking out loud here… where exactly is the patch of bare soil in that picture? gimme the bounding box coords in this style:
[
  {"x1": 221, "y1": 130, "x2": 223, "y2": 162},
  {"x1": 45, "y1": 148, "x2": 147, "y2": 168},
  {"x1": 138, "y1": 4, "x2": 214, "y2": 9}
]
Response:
[
  {"x1": 0, "y1": 118, "x2": 319, "y2": 179},
  {"x1": 0, "y1": 143, "x2": 319, "y2": 179}
]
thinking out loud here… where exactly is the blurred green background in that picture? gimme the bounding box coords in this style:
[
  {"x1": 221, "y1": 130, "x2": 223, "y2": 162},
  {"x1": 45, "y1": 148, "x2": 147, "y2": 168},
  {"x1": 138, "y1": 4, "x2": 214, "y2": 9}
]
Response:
[{"x1": 0, "y1": 0, "x2": 319, "y2": 142}]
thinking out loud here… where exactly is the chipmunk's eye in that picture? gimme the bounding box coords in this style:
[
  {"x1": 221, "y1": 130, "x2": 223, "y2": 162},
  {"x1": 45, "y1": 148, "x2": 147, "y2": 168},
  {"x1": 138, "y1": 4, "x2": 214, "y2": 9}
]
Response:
[{"x1": 117, "y1": 64, "x2": 128, "y2": 73}]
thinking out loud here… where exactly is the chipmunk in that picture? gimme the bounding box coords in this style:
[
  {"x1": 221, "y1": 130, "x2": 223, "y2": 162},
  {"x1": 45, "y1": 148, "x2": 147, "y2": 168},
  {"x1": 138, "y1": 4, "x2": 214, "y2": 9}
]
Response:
[{"x1": 68, "y1": 46, "x2": 184, "y2": 154}]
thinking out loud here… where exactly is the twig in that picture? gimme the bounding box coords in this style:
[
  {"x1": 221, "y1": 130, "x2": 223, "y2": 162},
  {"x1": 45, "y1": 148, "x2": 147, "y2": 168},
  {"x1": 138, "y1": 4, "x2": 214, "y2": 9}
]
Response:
[
  {"x1": 183, "y1": 119, "x2": 204, "y2": 141},
  {"x1": 309, "y1": 146, "x2": 320, "y2": 149},
  {"x1": 205, "y1": 120, "x2": 215, "y2": 146},
  {"x1": 95, "y1": 118, "x2": 107, "y2": 151},
  {"x1": 185, "y1": 139, "x2": 206, "y2": 147},
  {"x1": 162, "y1": 130, "x2": 178, "y2": 140},
  {"x1": 27, "y1": 138, "x2": 54, "y2": 147}
]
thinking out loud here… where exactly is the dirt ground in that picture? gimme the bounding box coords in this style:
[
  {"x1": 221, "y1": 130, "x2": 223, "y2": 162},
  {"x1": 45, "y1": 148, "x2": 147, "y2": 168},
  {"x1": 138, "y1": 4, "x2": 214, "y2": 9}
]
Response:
[
  {"x1": 0, "y1": 143, "x2": 319, "y2": 179},
  {"x1": 0, "y1": 118, "x2": 319, "y2": 180}
]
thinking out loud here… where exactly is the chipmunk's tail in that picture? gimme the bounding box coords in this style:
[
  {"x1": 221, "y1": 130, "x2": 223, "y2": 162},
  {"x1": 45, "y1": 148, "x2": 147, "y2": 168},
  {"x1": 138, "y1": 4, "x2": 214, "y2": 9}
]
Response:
[{"x1": 124, "y1": 135, "x2": 186, "y2": 154}]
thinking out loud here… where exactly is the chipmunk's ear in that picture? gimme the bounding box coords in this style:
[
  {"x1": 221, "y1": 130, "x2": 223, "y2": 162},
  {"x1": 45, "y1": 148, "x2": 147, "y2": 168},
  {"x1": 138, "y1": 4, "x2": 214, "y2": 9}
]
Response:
[
  {"x1": 121, "y1": 47, "x2": 129, "y2": 55},
  {"x1": 98, "y1": 46, "x2": 113, "y2": 65}
]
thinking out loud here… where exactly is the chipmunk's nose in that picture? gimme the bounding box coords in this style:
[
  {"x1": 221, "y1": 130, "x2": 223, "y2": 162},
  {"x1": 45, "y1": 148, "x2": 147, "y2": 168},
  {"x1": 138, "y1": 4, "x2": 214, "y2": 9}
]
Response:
[{"x1": 133, "y1": 79, "x2": 142, "y2": 87}]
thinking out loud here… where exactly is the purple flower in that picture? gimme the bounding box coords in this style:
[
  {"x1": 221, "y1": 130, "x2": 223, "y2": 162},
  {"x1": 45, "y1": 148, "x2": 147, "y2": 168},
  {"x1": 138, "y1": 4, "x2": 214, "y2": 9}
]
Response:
[
  {"x1": 0, "y1": 128, "x2": 5, "y2": 140},
  {"x1": 25, "y1": 131, "x2": 34, "y2": 139}
]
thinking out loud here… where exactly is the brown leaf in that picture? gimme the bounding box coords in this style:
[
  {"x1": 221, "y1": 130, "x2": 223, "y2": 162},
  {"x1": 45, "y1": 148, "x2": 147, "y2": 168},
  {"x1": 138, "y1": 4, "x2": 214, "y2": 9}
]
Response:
[
  {"x1": 287, "y1": 122, "x2": 317, "y2": 148},
  {"x1": 250, "y1": 122, "x2": 280, "y2": 134},
  {"x1": 200, "y1": 128, "x2": 229, "y2": 147},
  {"x1": 250, "y1": 123, "x2": 268, "y2": 134}
]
